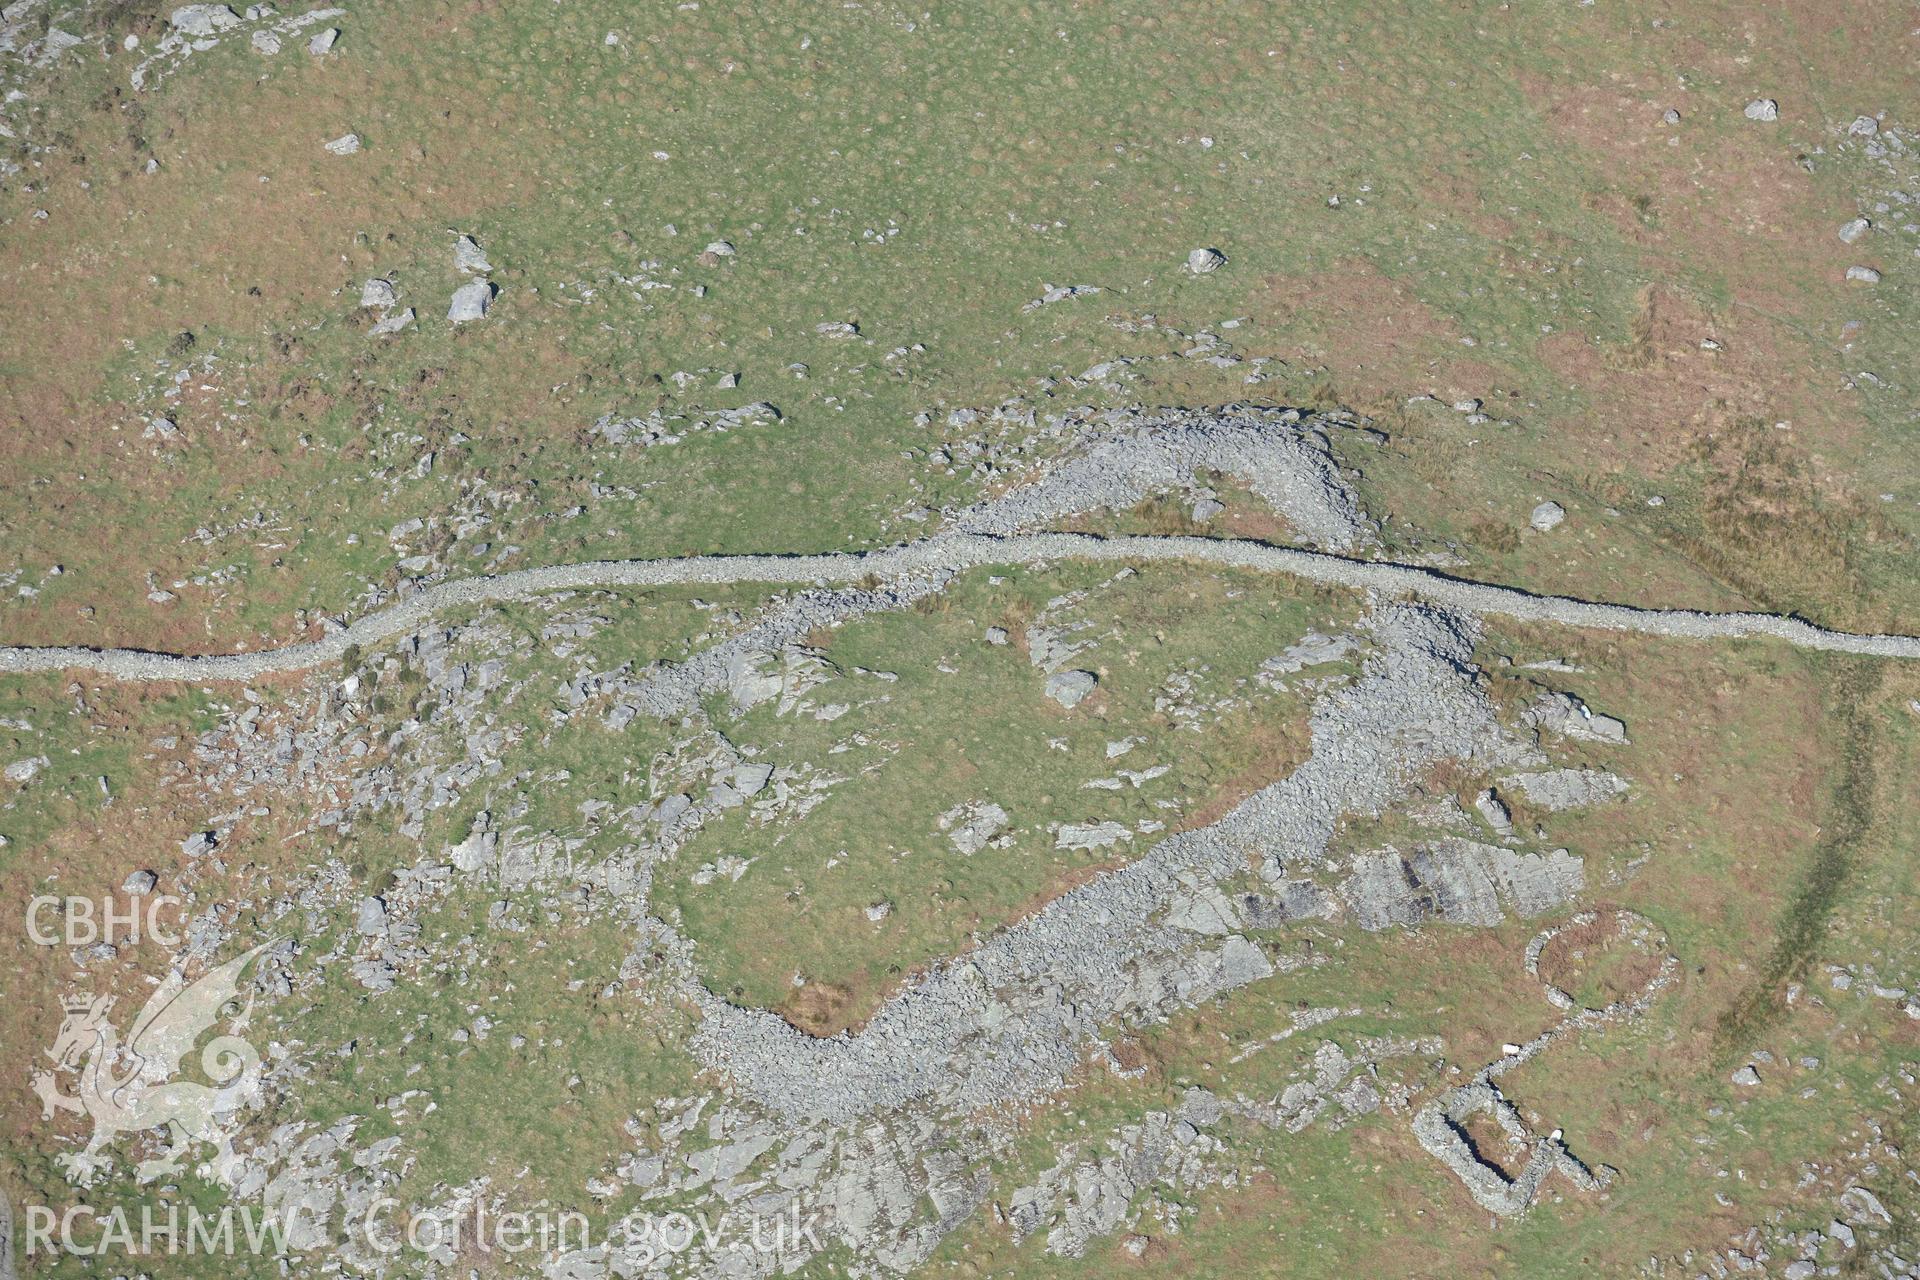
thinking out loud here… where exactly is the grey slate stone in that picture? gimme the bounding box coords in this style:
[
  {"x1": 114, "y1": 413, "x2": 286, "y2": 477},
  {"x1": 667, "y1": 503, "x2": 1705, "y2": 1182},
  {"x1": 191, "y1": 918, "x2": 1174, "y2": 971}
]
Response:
[
  {"x1": 170, "y1": 5, "x2": 241, "y2": 36},
  {"x1": 1045, "y1": 669, "x2": 1097, "y2": 708},
  {"x1": 355, "y1": 895, "x2": 388, "y2": 935},
  {"x1": 448, "y1": 279, "x2": 495, "y2": 323},
  {"x1": 1185, "y1": 247, "x2": 1227, "y2": 274}
]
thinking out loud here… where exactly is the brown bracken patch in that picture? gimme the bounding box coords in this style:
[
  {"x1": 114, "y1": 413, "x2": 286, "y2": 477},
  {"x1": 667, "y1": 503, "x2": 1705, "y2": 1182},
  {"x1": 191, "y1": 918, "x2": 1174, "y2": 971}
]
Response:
[
  {"x1": 1246, "y1": 258, "x2": 1467, "y2": 404},
  {"x1": 774, "y1": 979, "x2": 859, "y2": 1039},
  {"x1": 1175, "y1": 715, "x2": 1312, "y2": 833},
  {"x1": 1536, "y1": 286, "x2": 1827, "y2": 475}
]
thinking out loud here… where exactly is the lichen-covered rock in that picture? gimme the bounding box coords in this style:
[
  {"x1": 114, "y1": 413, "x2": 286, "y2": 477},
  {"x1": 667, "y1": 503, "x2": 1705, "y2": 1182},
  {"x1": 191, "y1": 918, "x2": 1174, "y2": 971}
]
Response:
[
  {"x1": 447, "y1": 279, "x2": 494, "y2": 323},
  {"x1": 170, "y1": 5, "x2": 242, "y2": 36},
  {"x1": 1044, "y1": 669, "x2": 1097, "y2": 707}
]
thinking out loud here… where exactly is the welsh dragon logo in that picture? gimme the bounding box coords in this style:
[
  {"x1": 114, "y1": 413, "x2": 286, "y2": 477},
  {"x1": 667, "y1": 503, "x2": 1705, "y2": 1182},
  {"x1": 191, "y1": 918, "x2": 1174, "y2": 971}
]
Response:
[{"x1": 31, "y1": 940, "x2": 277, "y2": 1187}]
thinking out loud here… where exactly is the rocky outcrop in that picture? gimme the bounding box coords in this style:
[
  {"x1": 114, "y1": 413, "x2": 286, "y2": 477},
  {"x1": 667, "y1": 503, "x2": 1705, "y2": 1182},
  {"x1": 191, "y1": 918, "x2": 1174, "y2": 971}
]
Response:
[{"x1": 1339, "y1": 840, "x2": 1583, "y2": 931}]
